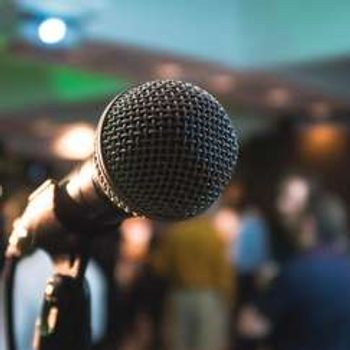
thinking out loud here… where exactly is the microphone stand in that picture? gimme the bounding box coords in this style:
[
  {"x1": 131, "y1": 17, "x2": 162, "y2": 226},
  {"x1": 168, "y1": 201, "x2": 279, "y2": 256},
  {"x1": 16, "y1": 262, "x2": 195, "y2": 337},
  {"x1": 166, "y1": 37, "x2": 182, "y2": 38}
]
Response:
[
  {"x1": 33, "y1": 251, "x2": 92, "y2": 350},
  {"x1": 4, "y1": 244, "x2": 93, "y2": 350},
  {"x1": 4, "y1": 175, "x2": 128, "y2": 350}
]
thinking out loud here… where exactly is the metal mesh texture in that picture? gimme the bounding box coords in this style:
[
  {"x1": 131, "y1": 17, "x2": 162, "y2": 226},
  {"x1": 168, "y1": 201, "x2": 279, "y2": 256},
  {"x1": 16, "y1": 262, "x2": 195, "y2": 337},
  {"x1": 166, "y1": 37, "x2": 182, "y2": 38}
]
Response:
[{"x1": 94, "y1": 80, "x2": 239, "y2": 220}]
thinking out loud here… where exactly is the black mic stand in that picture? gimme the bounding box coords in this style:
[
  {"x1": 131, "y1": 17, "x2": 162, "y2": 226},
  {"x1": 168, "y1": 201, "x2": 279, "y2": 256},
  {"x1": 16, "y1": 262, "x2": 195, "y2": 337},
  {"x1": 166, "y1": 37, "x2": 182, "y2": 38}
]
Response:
[
  {"x1": 33, "y1": 252, "x2": 92, "y2": 350},
  {"x1": 4, "y1": 176, "x2": 128, "y2": 350},
  {"x1": 4, "y1": 239, "x2": 93, "y2": 350}
]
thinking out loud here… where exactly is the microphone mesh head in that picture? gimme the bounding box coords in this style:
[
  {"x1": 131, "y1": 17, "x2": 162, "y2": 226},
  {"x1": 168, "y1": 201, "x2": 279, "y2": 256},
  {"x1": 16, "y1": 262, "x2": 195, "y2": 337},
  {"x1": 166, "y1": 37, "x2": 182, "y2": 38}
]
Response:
[{"x1": 94, "y1": 80, "x2": 238, "y2": 220}]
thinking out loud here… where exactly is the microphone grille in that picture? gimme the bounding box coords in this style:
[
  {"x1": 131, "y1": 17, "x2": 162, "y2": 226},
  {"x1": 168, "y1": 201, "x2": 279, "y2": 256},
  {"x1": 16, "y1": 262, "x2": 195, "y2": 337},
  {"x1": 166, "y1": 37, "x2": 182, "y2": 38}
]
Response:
[{"x1": 95, "y1": 80, "x2": 238, "y2": 220}]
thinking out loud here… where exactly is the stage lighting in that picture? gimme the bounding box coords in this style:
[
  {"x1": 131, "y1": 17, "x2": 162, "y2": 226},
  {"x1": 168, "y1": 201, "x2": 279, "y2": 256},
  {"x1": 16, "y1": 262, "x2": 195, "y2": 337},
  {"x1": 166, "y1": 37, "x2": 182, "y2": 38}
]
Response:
[
  {"x1": 38, "y1": 17, "x2": 67, "y2": 44},
  {"x1": 53, "y1": 123, "x2": 94, "y2": 160},
  {"x1": 266, "y1": 87, "x2": 290, "y2": 108},
  {"x1": 309, "y1": 101, "x2": 331, "y2": 119},
  {"x1": 155, "y1": 62, "x2": 183, "y2": 79},
  {"x1": 211, "y1": 73, "x2": 236, "y2": 94},
  {"x1": 299, "y1": 123, "x2": 346, "y2": 161}
]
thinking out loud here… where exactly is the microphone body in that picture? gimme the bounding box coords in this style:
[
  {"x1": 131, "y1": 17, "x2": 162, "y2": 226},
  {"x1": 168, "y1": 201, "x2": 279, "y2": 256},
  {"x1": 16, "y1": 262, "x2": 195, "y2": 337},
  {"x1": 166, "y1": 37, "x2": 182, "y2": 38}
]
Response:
[{"x1": 6, "y1": 80, "x2": 239, "y2": 257}]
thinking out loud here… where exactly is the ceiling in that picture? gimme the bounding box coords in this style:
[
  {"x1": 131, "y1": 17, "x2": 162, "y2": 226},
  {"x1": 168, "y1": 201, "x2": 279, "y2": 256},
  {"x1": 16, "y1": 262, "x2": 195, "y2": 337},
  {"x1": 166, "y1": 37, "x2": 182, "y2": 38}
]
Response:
[{"x1": 14, "y1": 0, "x2": 350, "y2": 69}]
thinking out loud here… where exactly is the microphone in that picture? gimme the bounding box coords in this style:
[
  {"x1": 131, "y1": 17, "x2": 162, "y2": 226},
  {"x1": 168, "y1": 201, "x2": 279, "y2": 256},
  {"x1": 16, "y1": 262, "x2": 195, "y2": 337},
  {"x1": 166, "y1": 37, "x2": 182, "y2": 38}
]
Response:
[{"x1": 7, "y1": 80, "x2": 239, "y2": 256}]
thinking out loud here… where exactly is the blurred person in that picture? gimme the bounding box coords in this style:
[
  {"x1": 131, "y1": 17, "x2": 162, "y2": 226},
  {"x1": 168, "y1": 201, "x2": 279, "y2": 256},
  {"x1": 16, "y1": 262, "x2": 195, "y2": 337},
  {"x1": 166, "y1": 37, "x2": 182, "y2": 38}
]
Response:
[
  {"x1": 219, "y1": 182, "x2": 272, "y2": 294},
  {"x1": 229, "y1": 207, "x2": 271, "y2": 350},
  {"x1": 275, "y1": 174, "x2": 312, "y2": 236},
  {"x1": 234, "y1": 208, "x2": 271, "y2": 298},
  {"x1": 213, "y1": 204, "x2": 271, "y2": 350},
  {"x1": 153, "y1": 214, "x2": 234, "y2": 350},
  {"x1": 274, "y1": 174, "x2": 348, "y2": 257},
  {"x1": 0, "y1": 203, "x2": 5, "y2": 272},
  {"x1": 270, "y1": 173, "x2": 314, "y2": 264},
  {"x1": 213, "y1": 206, "x2": 242, "y2": 349},
  {"x1": 213, "y1": 206, "x2": 241, "y2": 255},
  {"x1": 239, "y1": 192, "x2": 350, "y2": 350},
  {"x1": 112, "y1": 218, "x2": 156, "y2": 349}
]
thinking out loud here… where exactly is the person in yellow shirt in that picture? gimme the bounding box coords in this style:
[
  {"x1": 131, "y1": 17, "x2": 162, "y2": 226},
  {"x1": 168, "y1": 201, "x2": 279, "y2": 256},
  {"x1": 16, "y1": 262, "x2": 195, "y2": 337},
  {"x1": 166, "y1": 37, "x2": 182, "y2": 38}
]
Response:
[{"x1": 153, "y1": 214, "x2": 235, "y2": 350}]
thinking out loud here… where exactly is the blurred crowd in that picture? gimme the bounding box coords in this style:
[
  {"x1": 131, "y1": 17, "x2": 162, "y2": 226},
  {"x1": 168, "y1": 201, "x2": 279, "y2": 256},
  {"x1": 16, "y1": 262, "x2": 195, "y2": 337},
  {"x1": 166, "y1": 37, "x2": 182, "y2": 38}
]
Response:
[{"x1": 1, "y1": 149, "x2": 350, "y2": 350}]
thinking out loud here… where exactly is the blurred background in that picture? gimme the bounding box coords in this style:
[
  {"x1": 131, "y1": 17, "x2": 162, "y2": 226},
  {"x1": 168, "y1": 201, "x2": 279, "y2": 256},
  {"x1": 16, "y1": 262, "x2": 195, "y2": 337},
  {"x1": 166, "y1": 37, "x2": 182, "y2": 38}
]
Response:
[{"x1": 1, "y1": 1, "x2": 350, "y2": 350}]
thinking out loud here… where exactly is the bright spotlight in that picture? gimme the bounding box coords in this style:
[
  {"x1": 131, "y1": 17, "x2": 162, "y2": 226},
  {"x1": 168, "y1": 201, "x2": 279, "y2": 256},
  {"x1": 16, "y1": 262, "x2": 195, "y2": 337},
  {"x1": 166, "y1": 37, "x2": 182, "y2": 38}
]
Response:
[
  {"x1": 53, "y1": 123, "x2": 95, "y2": 160},
  {"x1": 38, "y1": 17, "x2": 67, "y2": 44}
]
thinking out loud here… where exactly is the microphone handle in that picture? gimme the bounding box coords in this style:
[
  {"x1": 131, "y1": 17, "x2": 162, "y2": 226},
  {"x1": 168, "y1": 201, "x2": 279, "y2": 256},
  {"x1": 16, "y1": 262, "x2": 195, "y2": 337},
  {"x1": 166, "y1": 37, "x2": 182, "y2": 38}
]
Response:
[{"x1": 7, "y1": 159, "x2": 129, "y2": 257}]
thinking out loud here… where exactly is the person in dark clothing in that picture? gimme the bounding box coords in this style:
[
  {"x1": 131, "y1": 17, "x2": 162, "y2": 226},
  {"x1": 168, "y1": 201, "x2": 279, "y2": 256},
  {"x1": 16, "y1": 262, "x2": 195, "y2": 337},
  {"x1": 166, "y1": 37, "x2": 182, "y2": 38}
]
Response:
[
  {"x1": 239, "y1": 192, "x2": 350, "y2": 350},
  {"x1": 259, "y1": 247, "x2": 350, "y2": 350}
]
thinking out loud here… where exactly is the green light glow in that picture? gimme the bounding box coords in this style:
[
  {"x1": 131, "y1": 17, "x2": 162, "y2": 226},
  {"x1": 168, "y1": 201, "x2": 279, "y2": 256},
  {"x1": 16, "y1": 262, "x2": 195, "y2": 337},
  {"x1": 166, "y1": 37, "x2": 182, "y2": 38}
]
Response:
[{"x1": 0, "y1": 54, "x2": 129, "y2": 113}]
